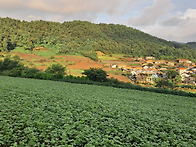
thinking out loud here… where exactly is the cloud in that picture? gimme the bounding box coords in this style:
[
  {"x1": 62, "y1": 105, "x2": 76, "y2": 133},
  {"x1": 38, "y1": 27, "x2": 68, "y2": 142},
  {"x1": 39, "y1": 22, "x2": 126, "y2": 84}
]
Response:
[
  {"x1": 26, "y1": 15, "x2": 42, "y2": 21},
  {"x1": 128, "y1": 0, "x2": 174, "y2": 26},
  {"x1": 141, "y1": 8, "x2": 196, "y2": 42},
  {"x1": 160, "y1": 16, "x2": 183, "y2": 26},
  {"x1": 0, "y1": 0, "x2": 141, "y2": 22},
  {"x1": 0, "y1": 0, "x2": 139, "y2": 16},
  {"x1": 0, "y1": 0, "x2": 22, "y2": 7}
]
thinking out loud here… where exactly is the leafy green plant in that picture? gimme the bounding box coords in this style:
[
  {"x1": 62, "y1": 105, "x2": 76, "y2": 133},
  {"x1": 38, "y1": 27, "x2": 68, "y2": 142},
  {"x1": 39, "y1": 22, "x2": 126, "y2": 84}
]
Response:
[
  {"x1": 83, "y1": 68, "x2": 108, "y2": 82},
  {"x1": 21, "y1": 68, "x2": 40, "y2": 78},
  {"x1": 45, "y1": 63, "x2": 66, "y2": 75},
  {"x1": 155, "y1": 78, "x2": 174, "y2": 89},
  {"x1": 0, "y1": 76, "x2": 195, "y2": 146}
]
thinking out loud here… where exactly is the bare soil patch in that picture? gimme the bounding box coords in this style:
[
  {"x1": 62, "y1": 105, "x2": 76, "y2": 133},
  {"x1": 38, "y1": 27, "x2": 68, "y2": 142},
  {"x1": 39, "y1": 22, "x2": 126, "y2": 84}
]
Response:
[
  {"x1": 108, "y1": 74, "x2": 131, "y2": 83},
  {"x1": 10, "y1": 52, "x2": 50, "y2": 61},
  {"x1": 36, "y1": 66, "x2": 47, "y2": 71},
  {"x1": 67, "y1": 62, "x2": 103, "y2": 70},
  {"x1": 55, "y1": 55, "x2": 91, "y2": 62}
]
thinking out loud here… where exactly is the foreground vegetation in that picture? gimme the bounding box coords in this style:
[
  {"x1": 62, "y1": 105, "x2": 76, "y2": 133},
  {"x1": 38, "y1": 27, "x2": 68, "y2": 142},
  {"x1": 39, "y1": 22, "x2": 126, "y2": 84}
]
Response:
[
  {"x1": 0, "y1": 17, "x2": 196, "y2": 61},
  {"x1": 0, "y1": 76, "x2": 196, "y2": 146}
]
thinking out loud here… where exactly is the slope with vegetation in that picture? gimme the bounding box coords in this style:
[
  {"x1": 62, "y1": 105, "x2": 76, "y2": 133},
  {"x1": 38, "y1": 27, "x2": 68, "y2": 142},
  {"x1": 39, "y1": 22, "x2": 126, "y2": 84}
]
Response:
[
  {"x1": 0, "y1": 17, "x2": 196, "y2": 61},
  {"x1": 186, "y1": 42, "x2": 196, "y2": 49}
]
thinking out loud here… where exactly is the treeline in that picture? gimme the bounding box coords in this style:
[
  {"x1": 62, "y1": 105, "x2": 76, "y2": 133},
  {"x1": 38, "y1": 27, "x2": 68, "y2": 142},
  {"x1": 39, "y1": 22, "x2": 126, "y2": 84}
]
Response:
[
  {"x1": 0, "y1": 17, "x2": 196, "y2": 60},
  {"x1": 0, "y1": 56, "x2": 195, "y2": 97},
  {"x1": 186, "y1": 42, "x2": 196, "y2": 49}
]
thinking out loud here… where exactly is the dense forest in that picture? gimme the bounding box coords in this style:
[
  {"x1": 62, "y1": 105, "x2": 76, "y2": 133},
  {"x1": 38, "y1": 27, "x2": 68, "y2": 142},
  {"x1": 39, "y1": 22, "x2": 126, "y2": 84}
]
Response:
[
  {"x1": 186, "y1": 42, "x2": 196, "y2": 49},
  {"x1": 0, "y1": 17, "x2": 196, "y2": 60}
]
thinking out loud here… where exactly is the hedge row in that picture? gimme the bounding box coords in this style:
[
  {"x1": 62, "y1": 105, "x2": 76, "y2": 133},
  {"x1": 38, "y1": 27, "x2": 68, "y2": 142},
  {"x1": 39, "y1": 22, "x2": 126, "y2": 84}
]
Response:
[{"x1": 59, "y1": 78, "x2": 196, "y2": 97}]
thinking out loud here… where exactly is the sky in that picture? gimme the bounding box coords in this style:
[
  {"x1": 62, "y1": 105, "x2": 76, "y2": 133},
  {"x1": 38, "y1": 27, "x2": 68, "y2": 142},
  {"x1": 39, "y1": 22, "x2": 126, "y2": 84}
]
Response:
[{"x1": 0, "y1": 0, "x2": 195, "y2": 43}]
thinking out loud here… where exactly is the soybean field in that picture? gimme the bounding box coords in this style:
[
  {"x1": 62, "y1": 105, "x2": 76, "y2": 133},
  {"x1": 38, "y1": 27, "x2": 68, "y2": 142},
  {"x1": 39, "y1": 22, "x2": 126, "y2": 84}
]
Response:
[{"x1": 0, "y1": 76, "x2": 196, "y2": 146}]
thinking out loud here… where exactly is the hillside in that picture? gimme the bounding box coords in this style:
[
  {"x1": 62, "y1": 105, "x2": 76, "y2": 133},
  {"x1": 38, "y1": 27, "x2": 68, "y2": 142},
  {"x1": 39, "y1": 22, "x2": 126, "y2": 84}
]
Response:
[
  {"x1": 186, "y1": 42, "x2": 196, "y2": 49},
  {"x1": 0, "y1": 17, "x2": 196, "y2": 60},
  {"x1": 0, "y1": 76, "x2": 196, "y2": 146}
]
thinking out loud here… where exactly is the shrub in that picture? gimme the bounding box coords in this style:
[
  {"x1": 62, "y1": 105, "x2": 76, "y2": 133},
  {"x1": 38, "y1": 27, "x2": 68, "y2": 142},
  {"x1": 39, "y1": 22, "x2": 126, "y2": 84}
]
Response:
[
  {"x1": 0, "y1": 57, "x2": 24, "y2": 72},
  {"x1": 45, "y1": 63, "x2": 66, "y2": 75},
  {"x1": 83, "y1": 68, "x2": 108, "y2": 82},
  {"x1": 81, "y1": 51, "x2": 98, "y2": 61},
  {"x1": 21, "y1": 68, "x2": 40, "y2": 78},
  {"x1": 155, "y1": 78, "x2": 174, "y2": 89}
]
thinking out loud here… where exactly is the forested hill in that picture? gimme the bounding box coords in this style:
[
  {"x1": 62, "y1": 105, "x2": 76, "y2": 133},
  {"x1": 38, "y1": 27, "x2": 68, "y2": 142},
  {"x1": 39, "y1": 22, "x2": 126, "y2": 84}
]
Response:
[
  {"x1": 0, "y1": 17, "x2": 196, "y2": 60},
  {"x1": 186, "y1": 42, "x2": 196, "y2": 49}
]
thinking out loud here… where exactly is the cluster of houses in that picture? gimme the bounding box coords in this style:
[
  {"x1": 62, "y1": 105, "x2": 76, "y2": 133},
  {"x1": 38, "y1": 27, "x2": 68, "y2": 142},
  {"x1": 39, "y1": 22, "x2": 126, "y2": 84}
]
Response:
[{"x1": 111, "y1": 56, "x2": 196, "y2": 85}]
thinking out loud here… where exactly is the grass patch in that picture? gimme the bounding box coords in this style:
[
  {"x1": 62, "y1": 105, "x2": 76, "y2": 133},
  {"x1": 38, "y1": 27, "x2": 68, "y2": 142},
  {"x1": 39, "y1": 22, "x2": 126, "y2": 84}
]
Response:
[
  {"x1": 107, "y1": 69, "x2": 124, "y2": 75},
  {"x1": 68, "y1": 69, "x2": 84, "y2": 76},
  {"x1": 112, "y1": 53, "x2": 126, "y2": 58},
  {"x1": 98, "y1": 56, "x2": 118, "y2": 61},
  {"x1": 33, "y1": 50, "x2": 57, "y2": 58},
  {"x1": 129, "y1": 63, "x2": 141, "y2": 66},
  {"x1": 10, "y1": 47, "x2": 32, "y2": 54}
]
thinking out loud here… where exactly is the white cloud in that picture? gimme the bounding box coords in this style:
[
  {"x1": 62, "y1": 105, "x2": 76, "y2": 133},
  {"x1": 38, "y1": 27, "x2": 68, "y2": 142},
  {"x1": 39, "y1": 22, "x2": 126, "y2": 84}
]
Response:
[
  {"x1": 128, "y1": 0, "x2": 174, "y2": 26},
  {"x1": 0, "y1": 0, "x2": 141, "y2": 22},
  {"x1": 0, "y1": 0, "x2": 139, "y2": 15},
  {"x1": 159, "y1": 16, "x2": 183, "y2": 26},
  {"x1": 141, "y1": 9, "x2": 196, "y2": 42},
  {"x1": 26, "y1": 15, "x2": 42, "y2": 21},
  {"x1": 0, "y1": 0, "x2": 22, "y2": 6}
]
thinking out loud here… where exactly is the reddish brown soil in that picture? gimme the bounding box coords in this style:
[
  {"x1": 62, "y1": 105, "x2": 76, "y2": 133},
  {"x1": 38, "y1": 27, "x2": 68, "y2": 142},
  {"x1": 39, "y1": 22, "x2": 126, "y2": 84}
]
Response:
[
  {"x1": 55, "y1": 55, "x2": 91, "y2": 62},
  {"x1": 55, "y1": 55, "x2": 104, "y2": 70},
  {"x1": 10, "y1": 52, "x2": 51, "y2": 62},
  {"x1": 103, "y1": 67, "x2": 113, "y2": 71},
  {"x1": 100, "y1": 60, "x2": 129, "y2": 65},
  {"x1": 67, "y1": 62, "x2": 103, "y2": 70},
  {"x1": 124, "y1": 57, "x2": 135, "y2": 61},
  {"x1": 36, "y1": 66, "x2": 47, "y2": 71},
  {"x1": 54, "y1": 59, "x2": 67, "y2": 62},
  {"x1": 108, "y1": 74, "x2": 131, "y2": 83}
]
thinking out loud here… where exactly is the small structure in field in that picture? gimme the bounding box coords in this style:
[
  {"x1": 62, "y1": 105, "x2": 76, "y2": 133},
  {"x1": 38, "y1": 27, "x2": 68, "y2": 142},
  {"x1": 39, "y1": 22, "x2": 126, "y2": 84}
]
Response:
[
  {"x1": 183, "y1": 77, "x2": 195, "y2": 85},
  {"x1": 146, "y1": 56, "x2": 155, "y2": 60},
  {"x1": 176, "y1": 58, "x2": 191, "y2": 64},
  {"x1": 33, "y1": 46, "x2": 50, "y2": 51}
]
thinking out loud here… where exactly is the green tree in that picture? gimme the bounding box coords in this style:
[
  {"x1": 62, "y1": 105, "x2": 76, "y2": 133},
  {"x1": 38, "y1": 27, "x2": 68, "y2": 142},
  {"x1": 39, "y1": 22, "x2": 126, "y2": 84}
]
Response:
[
  {"x1": 0, "y1": 57, "x2": 25, "y2": 76},
  {"x1": 45, "y1": 63, "x2": 66, "y2": 75},
  {"x1": 155, "y1": 78, "x2": 174, "y2": 89},
  {"x1": 166, "y1": 70, "x2": 181, "y2": 84},
  {"x1": 0, "y1": 57, "x2": 23, "y2": 71},
  {"x1": 21, "y1": 68, "x2": 40, "y2": 78},
  {"x1": 83, "y1": 68, "x2": 108, "y2": 82},
  {"x1": 190, "y1": 74, "x2": 196, "y2": 82},
  {"x1": 147, "y1": 63, "x2": 153, "y2": 67},
  {"x1": 2, "y1": 38, "x2": 8, "y2": 51}
]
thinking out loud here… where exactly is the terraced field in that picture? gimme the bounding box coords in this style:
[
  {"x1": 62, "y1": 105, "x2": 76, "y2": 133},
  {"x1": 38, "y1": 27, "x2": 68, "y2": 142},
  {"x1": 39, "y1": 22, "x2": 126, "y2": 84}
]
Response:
[{"x1": 0, "y1": 76, "x2": 195, "y2": 146}]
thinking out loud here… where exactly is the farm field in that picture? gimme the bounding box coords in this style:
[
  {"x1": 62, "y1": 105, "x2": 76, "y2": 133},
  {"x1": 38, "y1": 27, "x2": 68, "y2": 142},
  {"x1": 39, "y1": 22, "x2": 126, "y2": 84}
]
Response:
[
  {"x1": 4, "y1": 51, "x2": 131, "y2": 82},
  {"x1": 0, "y1": 76, "x2": 196, "y2": 146}
]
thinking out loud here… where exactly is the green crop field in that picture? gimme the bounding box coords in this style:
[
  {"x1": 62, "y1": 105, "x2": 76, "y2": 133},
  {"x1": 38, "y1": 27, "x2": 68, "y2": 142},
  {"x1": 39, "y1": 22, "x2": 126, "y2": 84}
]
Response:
[{"x1": 0, "y1": 76, "x2": 196, "y2": 146}]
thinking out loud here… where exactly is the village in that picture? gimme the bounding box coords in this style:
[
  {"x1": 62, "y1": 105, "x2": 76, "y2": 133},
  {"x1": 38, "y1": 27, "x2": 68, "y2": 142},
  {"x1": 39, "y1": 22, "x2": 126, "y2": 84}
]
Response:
[{"x1": 108, "y1": 56, "x2": 196, "y2": 85}]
